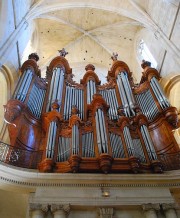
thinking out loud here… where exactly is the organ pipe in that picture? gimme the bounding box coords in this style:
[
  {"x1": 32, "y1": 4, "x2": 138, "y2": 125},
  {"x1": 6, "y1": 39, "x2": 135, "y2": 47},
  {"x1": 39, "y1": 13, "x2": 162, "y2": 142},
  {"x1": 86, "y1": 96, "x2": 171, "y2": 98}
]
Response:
[
  {"x1": 82, "y1": 132, "x2": 95, "y2": 157},
  {"x1": 150, "y1": 77, "x2": 170, "y2": 110},
  {"x1": 140, "y1": 125, "x2": 157, "y2": 161},
  {"x1": 95, "y1": 109, "x2": 108, "y2": 154},
  {"x1": 46, "y1": 67, "x2": 64, "y2": 112},
  {"x1": 99, "y1": 89, "x2": 119, "y2": 120},
  {"x1": 46, "y1": 121, "x2": 57, "y2": 159},
  {"x1": 133, "y1": 138, "x2": 146, "y2": 163},
  {"x1": 109, "y1": 132, "x2": 125, "y2": 158},
  {"x1": 64, "y1": 86, "x2": 84, "y2": 120},
  {"x1": 87, "y1": 80, "x2": 96, "y2": 104},
  {"x1": 135, "y1": 90, "x2": 159, "y2": 120},
  {"x1": 72, "y1": 124, "x2": 79, "y2": 155},
  {"x1": 14, "y1": 69, "x2": 33, "y2": 102},
  {"x1": 57, "y1": 137, "x2": 70, "y2": 162},
  {"x1": 7, "y1": 53, "x2": 177, "y2": 173},
  {"x1": 116, "y1": 72, "x2": 135, "y2": 117},
  {"x1": 123, "y1": 126, "x2": 134, "y2": 156},
  {"x1": 27, "y1": 84, "x2": 46, "y2": 118}
]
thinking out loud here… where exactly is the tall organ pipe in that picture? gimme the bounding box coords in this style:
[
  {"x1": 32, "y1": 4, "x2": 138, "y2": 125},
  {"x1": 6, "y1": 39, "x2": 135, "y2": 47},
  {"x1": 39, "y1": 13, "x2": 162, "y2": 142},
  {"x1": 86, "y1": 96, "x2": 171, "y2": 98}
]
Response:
[
  {"x1": 63, "y1": 86, "x2": 84, "y2": 120},
  {"x1": 122, "y1": 72, "x2": 135, "y2": 116},
  {"x1": 117, "y1": 75, "x2": 130, "y2": 116},
  {"x1": 95, "y1": 109, "x2": 108, "y2": 154},
  {"x1": 46, "y1": 68, "x2": 56, "y2": 111},
  {"x1": 46, "y1": 67, "x2": 64, "y2": 112},
  {"x1": 14, "y1": 69, "x2": 33, "y2": 102},
  {"x1": 150, "y1": 77, "x2": 170, "y2": 109},
  {"x1": 72, "y1": 124, "x2": 79, "y2": 155},
  {"x1": 87, "y1": 80, "x2": 96, "y2": 104},
  {"x1": 123, "y1": 126, "x2": 134, "y2": 156},
  {"x1": 117, "y1": 72, "x2": 135, "y2": 117},
  {"x1": 46, "y1": 121, "x2": 57, "y2": 159},
  {"x1": 140, "y1": 125, "x2": 157, "y2": 160}
]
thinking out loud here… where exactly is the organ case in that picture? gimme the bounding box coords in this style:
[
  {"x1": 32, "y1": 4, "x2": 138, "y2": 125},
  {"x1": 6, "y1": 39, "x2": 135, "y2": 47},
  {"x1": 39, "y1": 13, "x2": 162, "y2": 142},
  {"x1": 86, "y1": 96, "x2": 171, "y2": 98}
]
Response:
[{"x1": 3, "y1": 53, "x2": 179, "y2": 173}]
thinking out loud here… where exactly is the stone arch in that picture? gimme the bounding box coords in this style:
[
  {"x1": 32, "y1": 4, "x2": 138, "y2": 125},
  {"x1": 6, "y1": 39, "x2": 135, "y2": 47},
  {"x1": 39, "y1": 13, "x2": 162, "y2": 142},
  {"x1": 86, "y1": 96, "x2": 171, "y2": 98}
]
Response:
[
  {"x1": 160, "y1": 73, "x2": 180, "y2": 145},
  {"x1": 160, "y1": 73, "x2": 180, "y2": 112},
  {"x1": 0, "y1": 65, "x2": 15, "y2": 142}
]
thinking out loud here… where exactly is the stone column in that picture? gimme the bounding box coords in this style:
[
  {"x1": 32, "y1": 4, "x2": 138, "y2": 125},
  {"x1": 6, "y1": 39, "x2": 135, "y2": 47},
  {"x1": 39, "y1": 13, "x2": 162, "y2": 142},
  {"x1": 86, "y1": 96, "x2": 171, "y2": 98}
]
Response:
[
  {"x1": 29, "y1": 203, "x2": 48, "y2": 218},
  {"x1": 162, "y1": 203, "x2": 177, "y2": 218},
  {"x1": 142, "y1": 204, "x2": 160, "y2": 218},
  {"x1": 51, "y1": 204, "x2": 70, "y2": 218},
  {"x1": 98, "y1": 208, "x2": 114, "y2": 218}
]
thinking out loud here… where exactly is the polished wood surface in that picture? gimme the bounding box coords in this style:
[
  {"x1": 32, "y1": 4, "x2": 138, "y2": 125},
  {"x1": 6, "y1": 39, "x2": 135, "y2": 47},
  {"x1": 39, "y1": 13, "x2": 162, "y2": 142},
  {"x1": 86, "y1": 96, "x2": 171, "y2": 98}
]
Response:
[{"x1": 3, "y1": 55, "x2": 179, "y2": 173}]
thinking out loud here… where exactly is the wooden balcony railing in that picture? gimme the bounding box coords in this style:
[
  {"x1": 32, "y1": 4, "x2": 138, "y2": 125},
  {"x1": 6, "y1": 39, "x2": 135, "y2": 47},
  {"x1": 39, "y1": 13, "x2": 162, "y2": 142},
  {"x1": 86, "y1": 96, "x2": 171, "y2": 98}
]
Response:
[
  {"x1": 0, "y1": 141, "x2": 180, "y2": 172},
  {"x1": 158, "y1": 152, "x2": 180, "y2": 171},
  {"x1": 0, "y1": 141, "x2": 42, "y2": 169}
]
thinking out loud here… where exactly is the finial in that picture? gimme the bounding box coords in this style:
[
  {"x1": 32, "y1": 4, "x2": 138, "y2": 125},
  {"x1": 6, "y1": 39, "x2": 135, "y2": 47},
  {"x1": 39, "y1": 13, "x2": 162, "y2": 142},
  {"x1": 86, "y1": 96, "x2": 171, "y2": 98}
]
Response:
[
  {"x1": 111, "y1": 52, "x2": 118, "y2": 61},
  {"x1": 85, "y1": 64, "x2": 95, "y2": 71},
  {"x1": 28, "y1": 53, "x2": 39, "y2": 62},
  {"x1": 141, "y1": 59, "x2": 151, "y2": 69},
  {"x1": 58, "y1": 48, "x2": 68, "y2": 57}
]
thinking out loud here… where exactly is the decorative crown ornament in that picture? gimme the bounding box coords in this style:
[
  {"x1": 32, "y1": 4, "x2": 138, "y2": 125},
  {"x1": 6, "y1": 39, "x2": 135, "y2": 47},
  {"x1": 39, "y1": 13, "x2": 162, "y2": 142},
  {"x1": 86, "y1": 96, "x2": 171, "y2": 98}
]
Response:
[{"x1": 58, "y1": 48, "x2": 68, "y2": 57}]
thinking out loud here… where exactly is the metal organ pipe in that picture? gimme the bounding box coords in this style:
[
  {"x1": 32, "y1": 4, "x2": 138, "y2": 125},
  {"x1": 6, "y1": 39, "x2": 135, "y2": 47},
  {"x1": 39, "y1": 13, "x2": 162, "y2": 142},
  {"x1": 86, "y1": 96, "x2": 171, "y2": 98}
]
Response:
[
  {"x1": 117, "y1": 75, "x2": 129, "y2": 116},
  {"x1": 46, "y1": 121, "x2": 57, "y2": 159},
  {"x1": 95, "y1": 111, "x2": 102, "y2": 153},
  {"x1": 117, "y1": 72, "x2": 135, "y2": 117},
  {"x1": 100, "y1": 89, "x2": 119, "y2": 120},
  {"x1": 109, "y1": 133, "x2": 125, "y2": 158},
  {"x1": 63, "y1": 86, "x2": 84, "y2": 120},
  {"x1": 27, "y1": 84, "x2": 46, "y2": 118},
  {"x1": 57, "y1": 136, "x2": 70, "y2": 162},
  {"x1": 150, "y1": 77, "x2": 170, "y2": 109},
  {"x1": 133, "y1": 138, "x2": 146, "y2": 163},
  {"x1": 72, "y1": 124, "x2": 79, "y2": 155},
  {"x1": 14, "y1": 69, "x2": 28, "y2": 99},
  {"x1": 95, "y1": 109, "x2": 108, "y2": 154},
  {"x1": 14, "y1": 69, "x2": 33, "y2": 102},
  {"x1": 82, "y1": 132, "x2": 95, "y2": 157},
  {"x1": 46, "y1": 68, "x2": 56, "y2": 111},
  {"x1": 140, "y1": 125, "x2": 157, "y2": 161},
  {"x1": 87, "y1": 80, "x2": 96, "y2": 104},
  {"x1": 121, "y1": 72, "x2": 135, "y2": 115},
  {"x1": 52, "y1": 68, "x2": 60, "y2": 103},
  {"x1": 46, "y1": 67, "x2": 65, "y2": 112},
  {"x1": 56, "y1": 68, "x2": 65, "y2": 111},
  {"x1": 123, "y1": 126, "x2": 134, "y2": 156},
  {"x1": 135, "y1": 90, "x2": 159, "y2": 121}
]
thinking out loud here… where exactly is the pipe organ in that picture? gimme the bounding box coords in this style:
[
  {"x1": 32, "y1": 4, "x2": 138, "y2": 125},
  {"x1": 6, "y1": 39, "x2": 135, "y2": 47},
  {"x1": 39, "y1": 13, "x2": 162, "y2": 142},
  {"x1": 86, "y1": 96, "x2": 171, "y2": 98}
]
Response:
[
  {"x1": 150, "y1": 76, "x2": 170, "y2": 110},
  {"x1": 95, "y1": 108, "x2": 108, "y2": 154},
  {"x1": 63, "y1": 85, "x2": 84, "y2": 120},
  {"x1": 46, "y1": 67, "x2": 64, "y2": 112},
  {"x1": 135, "y1": 89, "x2": 159, "y2": 120},
  {"x1": 3, "y1": 53, "x2": 179, "y2": 173}
]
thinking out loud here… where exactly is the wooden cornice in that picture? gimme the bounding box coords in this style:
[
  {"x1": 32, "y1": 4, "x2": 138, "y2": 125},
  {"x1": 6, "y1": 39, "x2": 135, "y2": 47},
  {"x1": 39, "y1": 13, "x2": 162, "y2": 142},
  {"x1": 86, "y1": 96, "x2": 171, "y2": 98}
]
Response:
[{"x1": 48, "y1": 56, "x2": 72, "y2": 74}]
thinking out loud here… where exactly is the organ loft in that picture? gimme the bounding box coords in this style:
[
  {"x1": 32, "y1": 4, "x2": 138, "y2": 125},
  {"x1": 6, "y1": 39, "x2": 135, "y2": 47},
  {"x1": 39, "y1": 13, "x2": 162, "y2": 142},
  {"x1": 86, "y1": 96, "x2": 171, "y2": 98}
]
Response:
[{"x1": 3, "y1": 51, "x2": 180, "y2": 174}]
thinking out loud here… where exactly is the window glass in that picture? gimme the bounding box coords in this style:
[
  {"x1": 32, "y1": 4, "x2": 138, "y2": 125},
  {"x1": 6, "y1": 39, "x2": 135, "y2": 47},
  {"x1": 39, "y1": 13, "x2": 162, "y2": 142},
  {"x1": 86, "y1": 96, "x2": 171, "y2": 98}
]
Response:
[{"x1": 138, "y1": 40, "x2": 157, "y2": 68}]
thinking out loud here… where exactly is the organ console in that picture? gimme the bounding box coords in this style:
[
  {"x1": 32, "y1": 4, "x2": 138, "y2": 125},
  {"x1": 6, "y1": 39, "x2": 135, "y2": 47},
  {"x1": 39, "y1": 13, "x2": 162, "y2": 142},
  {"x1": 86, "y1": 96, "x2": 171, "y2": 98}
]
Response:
[{"x1": 3, "y1": 51, "x2": 180, "y2": 173}]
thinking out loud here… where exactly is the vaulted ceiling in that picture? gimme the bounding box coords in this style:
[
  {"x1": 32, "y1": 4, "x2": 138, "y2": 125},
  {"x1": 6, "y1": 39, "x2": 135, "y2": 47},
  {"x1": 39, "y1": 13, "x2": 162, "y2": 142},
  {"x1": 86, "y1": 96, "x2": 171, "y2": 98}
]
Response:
[
  {"x1": 25, "y1": 0, "x2": 147, "y2": 82},
  {"x1": 22, "y1": 0, "x2": 179, "y2": 83}
]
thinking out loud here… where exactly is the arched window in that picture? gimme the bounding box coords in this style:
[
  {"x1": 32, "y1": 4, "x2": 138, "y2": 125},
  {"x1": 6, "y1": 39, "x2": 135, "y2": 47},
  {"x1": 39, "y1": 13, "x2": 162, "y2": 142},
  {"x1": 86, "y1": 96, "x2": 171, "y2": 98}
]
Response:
[{"x1": 138, "y1": 40, "x2": 157, "y2": 68}]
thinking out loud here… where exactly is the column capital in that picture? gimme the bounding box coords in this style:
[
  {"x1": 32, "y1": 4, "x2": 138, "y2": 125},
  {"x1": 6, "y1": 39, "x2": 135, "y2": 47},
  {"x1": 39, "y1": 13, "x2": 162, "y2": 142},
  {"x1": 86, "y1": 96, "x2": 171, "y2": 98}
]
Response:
[
  {"x1": 142, "y1": 203, "x2": 160, "y2": 211},
  {"x1": 161, "y1": 203, "x2": 176, "y2": 210},
  {"x1": 29, "y1": 203, "x2": 49, "y2": 212},
  {"x1": 98, "y1": 207, "x2": 114, "y2": 218},
  {"x1": 51, "y1": 204, "x2": 70, "y2": 215}
]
